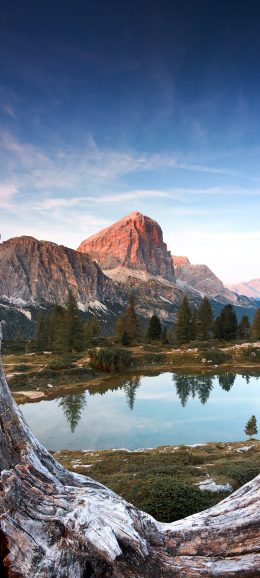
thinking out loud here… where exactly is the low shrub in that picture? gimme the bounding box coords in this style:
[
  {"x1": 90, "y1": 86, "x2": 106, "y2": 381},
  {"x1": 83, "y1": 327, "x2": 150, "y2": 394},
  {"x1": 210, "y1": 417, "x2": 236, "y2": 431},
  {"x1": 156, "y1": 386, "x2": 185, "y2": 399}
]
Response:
[
  {"x1": 218, "y1": 459, "x2": 260, "y2": 486},
  {"x1": 242, "y1": 347, "x2": 260, "y2": 363},
  {"x1": 89, "y1": 348, "x2": 132, "y2": 372},
  {"x1": 140, "y1": 477, "x2": 211, "y2": 522},
  {"x1": 47, "y1": 358, "x2": 76, "y2": 370},
  {"x1": 12, "y1": 364, "x2": 32, "y2": 372},
  {"x1": 201, "y1": 348, "x2": 230, "y2": 365},
  {"x1": 142, "y1": 352, "x2": 166, "y2": 364}
]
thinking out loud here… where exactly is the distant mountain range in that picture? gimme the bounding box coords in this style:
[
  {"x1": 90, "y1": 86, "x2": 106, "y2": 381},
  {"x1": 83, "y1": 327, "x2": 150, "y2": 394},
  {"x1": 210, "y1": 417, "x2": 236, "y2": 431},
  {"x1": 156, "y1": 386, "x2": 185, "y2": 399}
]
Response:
[
  {"x1": 226, "y1": 279, "x2": 260, "y2": 300},
  {"x1": 0, "y1": 211, "x2": 258, "y2": 338}
]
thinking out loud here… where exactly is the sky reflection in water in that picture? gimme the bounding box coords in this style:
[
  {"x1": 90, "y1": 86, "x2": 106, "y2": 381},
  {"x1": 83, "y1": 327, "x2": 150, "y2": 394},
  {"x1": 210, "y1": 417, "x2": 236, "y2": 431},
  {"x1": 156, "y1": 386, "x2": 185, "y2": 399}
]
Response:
[{"x1": 21, "y1": 372, "x2": 260, "y2": 450}]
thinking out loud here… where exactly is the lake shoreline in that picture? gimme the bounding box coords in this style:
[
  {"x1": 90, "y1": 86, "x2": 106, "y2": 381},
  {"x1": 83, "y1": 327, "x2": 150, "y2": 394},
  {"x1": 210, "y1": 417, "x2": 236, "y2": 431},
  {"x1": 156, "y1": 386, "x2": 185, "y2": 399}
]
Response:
[{"x1": 4, "y1": 341, "x2": 260, "y2": 404}]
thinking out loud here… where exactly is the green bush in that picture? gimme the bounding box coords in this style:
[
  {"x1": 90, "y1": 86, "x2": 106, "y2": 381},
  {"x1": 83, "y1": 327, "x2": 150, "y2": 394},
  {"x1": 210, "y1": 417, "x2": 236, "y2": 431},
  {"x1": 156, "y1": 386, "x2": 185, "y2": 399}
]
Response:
[
  {"x1": 12, "y1": 364, "x2": 32, "y2": 372},
  {"x1": 89, "y1": 348, "x2": 132, "y2": 372},
  {"x1": 47, "y1": 358, "x2": 76, "y2": 370},
  {"x1": 143, "y1": 353, "x2": 165, "y2": 364},
  {"x1": 218, "y1": 459, "x2": 260, "y2": 486},
  {"x1": 242, "y1": 347, "x2": 260, "y2": 363},
  {"x1": 140, "y1": 477, "x2": 211, "y2": 522},
  {"x1": 202, "y1": 348, "x2": 230, "y2": 365}
]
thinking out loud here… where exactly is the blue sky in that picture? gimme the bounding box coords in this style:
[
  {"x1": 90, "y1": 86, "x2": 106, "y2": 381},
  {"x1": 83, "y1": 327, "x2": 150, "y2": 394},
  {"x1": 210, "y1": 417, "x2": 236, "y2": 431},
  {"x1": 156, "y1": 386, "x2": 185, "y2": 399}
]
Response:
[{"x1": 0, "y1": 0, "x2": 260, "y2": 283}]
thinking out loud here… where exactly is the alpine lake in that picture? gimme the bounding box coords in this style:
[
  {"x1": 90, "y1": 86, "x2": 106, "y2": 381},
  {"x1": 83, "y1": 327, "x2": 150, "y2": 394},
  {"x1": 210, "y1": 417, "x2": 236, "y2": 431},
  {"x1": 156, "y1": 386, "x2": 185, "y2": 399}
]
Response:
[{"x1": 19, "y1": 371, "x2": 260, "y2": 451}]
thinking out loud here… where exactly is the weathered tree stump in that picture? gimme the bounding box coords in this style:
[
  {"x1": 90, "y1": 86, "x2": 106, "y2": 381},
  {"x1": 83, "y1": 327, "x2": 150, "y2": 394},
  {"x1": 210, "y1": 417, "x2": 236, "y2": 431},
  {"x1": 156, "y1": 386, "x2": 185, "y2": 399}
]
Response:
[{"x1": 0, "y1": 323, "x2": 260, "y2": 577}]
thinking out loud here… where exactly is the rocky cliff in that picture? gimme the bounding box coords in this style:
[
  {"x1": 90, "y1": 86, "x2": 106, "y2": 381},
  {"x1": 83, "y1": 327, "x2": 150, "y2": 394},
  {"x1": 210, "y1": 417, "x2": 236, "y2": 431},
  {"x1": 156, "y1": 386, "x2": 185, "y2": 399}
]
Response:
[
  {"x1": 78, "y1": 211, "x2": 176, "y2": 282},
  {"x1": 0, "y1": 236, "x2": 117, "y2": 308},
  {"x1": 227, "y1": 278, "x2": 260, "y2": 299},
  {"x1": 173, "y1": 256, "x2": 253, "y2": 308}
]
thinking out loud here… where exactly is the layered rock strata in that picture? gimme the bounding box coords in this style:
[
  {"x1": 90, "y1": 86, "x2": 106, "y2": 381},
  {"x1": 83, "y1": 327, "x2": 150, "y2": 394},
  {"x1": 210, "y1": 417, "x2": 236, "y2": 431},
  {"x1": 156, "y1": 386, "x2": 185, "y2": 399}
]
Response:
[
  {"x1": 78, "y1": 211, "x2": 176, "y2": 282},
  {"x1": 0, "y1": 236, "x2": 116, "y2": 307}
]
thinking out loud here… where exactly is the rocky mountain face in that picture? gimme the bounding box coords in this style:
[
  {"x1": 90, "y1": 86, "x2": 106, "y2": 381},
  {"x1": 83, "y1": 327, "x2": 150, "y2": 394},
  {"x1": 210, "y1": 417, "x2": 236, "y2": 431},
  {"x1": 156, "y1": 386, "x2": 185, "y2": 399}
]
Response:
[
  {"x1": 173, "y1": 255, "x2": 253, "y2": 308},
  {"x1": 227, "y1": 279, "x2": 260, "y2": 299},
  {"x1": 78, "y1": 211, "x2": 176, "y2": 283},
  {"x1": 0, "y1": 215, "x2": 257, "y2": 339},
  {"x1": 173, "y1": 258, "x2": 226, "y2": 297},
  {"x1": 0, "y1": 236, "x2": 118, "y2": 308}
]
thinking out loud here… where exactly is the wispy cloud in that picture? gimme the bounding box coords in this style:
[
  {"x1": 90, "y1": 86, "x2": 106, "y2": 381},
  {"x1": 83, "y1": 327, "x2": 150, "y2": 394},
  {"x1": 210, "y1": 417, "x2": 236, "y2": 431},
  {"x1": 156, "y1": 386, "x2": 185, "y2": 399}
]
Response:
[
  {"x1": 0, "y1": 183, "x2": 18, "y2": 208},
  {"x1": 0, "y1": 130, "x2": 256, "y2": 205}
]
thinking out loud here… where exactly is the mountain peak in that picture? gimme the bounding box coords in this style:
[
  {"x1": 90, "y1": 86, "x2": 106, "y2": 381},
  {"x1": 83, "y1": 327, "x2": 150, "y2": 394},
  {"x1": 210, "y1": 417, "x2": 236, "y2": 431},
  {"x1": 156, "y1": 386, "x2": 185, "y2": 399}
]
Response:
[{"x1": 78, "y1": 212, "x2": 176, "y2": 282}]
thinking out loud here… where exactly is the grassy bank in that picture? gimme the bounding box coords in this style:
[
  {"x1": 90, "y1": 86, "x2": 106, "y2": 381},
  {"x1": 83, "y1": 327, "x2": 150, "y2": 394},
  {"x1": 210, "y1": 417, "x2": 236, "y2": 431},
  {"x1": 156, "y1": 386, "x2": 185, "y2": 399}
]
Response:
[
  {"x1": 53, "y1": 440, "x2": 260, "y2": 523},
  {"x1": 3, "y1": 341, "x2": 260, "y2": 403}
]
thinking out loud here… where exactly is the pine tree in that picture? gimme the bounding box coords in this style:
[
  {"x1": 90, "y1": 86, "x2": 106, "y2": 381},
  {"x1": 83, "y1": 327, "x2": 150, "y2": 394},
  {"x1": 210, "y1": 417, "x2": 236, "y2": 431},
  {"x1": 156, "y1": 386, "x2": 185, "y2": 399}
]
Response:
[
  {"x1": 238, "y1": 315, "x2": 250, "y2": 340},
  {"x1": 115, "y1": 294, "x2": 141, "y2": 344},
  {"x1": 35, "y1": 312, "x2": 48, "y2": 350},
  {"x1": 145, "y1": 314, "x2": 162, "y2": 342},
  {"x1": 244, "y1": 415, "x2": 258, "y2": 439},
  {"x1": 213, "y1": 304, "x2": 238, "y2": 341},
  {"x1": 196, "y1": 297, "x2": 213, "y2": 341},
  {"x1": 65, "y1": 290, "x2": 83, "y2": 352},
  {"x1": 190, "y1": 308, "x2": 198, "y2": 341},
  {"x1": 175, "y1": 296, "x2": 192, "y2": 344},
  {"x1": 82, "y1": 315, "x2": 100, "y2": 347},
  {"x1": 121, "y1": 330, "x2": 130, "y2": 346},
  {"x1": 48, "y1": 305, "x2": 67, "y2": 351},
  {"x1": 251, "y1": 308, "x2": 260, "y2": 340},
  {"x1": 160, "y1": 326, "x2": 169, "y2": 344}
]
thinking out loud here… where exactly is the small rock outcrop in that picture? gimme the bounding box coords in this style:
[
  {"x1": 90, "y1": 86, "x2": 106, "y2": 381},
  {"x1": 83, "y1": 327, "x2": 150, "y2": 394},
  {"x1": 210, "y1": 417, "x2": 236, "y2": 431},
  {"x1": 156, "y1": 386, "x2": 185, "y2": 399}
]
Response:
[
  {"x1": 0, "y1": 236, "x2": 116, "y2": 307},
  {"x1": 78, "y1": 211, "x2": 176, "y2": 282},
  {"x1": 173, "y1": 255, "x2": 190, "y2": 268}
]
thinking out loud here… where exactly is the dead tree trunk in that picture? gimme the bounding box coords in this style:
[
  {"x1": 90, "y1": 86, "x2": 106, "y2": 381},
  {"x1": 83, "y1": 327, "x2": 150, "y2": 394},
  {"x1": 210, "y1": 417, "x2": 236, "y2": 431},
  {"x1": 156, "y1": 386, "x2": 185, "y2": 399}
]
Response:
[{"x1": 0, "y1": 326, "x2": 259, "y2": 577}]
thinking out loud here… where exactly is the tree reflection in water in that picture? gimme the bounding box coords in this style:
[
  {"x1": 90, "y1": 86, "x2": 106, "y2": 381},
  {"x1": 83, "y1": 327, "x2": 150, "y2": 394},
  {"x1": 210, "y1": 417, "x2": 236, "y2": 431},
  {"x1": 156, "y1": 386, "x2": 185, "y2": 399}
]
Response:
[
  {"x1": 58, "y1": 393, "x2": 87, "y2": 432},
  {"x1": 123, "y1": 376, "x2": 141, "y2": 410},
  {"x1": 218, "y1": 373, "x2": 236, "y2": 391},
  {"x1": 173, "y1": 374, "x2": 213, "y2": 406}
]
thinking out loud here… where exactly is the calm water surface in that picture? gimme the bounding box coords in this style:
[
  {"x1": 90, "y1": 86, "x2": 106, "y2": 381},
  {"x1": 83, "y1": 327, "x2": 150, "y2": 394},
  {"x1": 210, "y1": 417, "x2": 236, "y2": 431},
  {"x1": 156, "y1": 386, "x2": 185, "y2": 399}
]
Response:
[{"x1": 21, "y1": 372, "x2": 260, "y2": 450}]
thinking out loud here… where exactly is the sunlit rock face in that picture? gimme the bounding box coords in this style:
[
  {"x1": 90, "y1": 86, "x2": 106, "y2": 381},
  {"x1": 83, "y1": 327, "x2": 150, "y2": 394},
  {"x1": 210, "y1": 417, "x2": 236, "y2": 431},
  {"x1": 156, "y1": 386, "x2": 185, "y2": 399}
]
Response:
[
  {"x1": 172, "y1": 255, "x2": 190, "y2": 268},
  {"x1": 0, "y1": 236, "x2": 116, "y2": 306},
  {"x1": 78, "y1": 211, "x2": 176, "y2": 283}
]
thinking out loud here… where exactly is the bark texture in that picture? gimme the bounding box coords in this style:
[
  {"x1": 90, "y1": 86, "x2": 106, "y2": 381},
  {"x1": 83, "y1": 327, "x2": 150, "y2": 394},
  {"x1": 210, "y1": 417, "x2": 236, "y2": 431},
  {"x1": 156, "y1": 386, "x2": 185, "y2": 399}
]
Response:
[{"x1": 0, "y1": 323, "x2": 260, "y2": 577}]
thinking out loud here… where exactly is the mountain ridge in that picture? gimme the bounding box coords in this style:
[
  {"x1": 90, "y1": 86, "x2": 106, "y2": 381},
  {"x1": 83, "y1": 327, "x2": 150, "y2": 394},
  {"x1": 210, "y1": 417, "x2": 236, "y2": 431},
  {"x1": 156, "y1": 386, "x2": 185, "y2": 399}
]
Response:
[
  {"x1": 0, "y1": 213, "x2": 257, "y2": 338},
  {"x1": 226, "y1": 278, "x2": 260, "y2": 299}
]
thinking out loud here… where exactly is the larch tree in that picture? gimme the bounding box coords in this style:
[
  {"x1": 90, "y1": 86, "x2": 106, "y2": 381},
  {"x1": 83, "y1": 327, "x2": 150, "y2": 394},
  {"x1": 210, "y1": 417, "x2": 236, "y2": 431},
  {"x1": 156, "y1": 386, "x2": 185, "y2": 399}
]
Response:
[
  {"x1": 213, "y1": 304, "x2": 238, "y2": 341},
  {"x1": 244, "y1": 415, "x2": 258, "y2": 439},
  {"x1": 175, "y1": 296, "x2": 192, "y2": 344},
  {"x1": 196, "y1": 297, "x2": 213, "y2": 341},
  {"x1": 238, "y1": 315, "x2": 250, "y2": 340},
  {"x1": 251, "y1": 308, "x2": 260, "y2": 340},
  {"x1": 145, "y1": 314, "x2": 162, "y2": 342},
  {"x1": 115, "y1": 294, "x2": 141, "y2": 344},
  {"x1": 65, "y1": 289, "x2": 84, "y2": 351}
]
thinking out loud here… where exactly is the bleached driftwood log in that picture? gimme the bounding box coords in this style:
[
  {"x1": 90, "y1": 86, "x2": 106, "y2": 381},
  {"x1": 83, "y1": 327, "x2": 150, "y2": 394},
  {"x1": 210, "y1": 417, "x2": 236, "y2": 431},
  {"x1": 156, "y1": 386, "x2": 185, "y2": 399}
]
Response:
[{"x1": 0, "y1": 323, "x2": 260, "y2": 577}]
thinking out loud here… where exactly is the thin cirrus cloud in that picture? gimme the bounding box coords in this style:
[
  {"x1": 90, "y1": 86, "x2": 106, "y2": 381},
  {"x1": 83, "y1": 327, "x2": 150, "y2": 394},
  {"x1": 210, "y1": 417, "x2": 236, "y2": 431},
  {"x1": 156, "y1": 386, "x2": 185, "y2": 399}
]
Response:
[{"x1": 0, "y1": 130, "x2": 256, "y2": 200}]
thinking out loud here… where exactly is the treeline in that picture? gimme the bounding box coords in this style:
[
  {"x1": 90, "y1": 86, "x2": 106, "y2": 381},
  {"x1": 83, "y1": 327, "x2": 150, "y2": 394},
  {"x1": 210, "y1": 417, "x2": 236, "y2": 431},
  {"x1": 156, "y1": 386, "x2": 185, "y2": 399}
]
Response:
[
  {"x1": 34, "y1": 290, "x2": 260, "y2": 352},
  {"x1": 115, "y1": 295, "x2": 260, "y2": 346},
  {"x1": 35, "y1": 290, "x2": 100, "y2": 352}
]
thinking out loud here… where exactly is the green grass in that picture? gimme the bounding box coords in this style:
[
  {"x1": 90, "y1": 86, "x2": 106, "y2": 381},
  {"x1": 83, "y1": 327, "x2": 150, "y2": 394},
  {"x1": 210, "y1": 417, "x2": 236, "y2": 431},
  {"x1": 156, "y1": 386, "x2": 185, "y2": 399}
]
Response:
[{"x1": 54, "y1": 440, "x2": 260, "y2": 522}]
